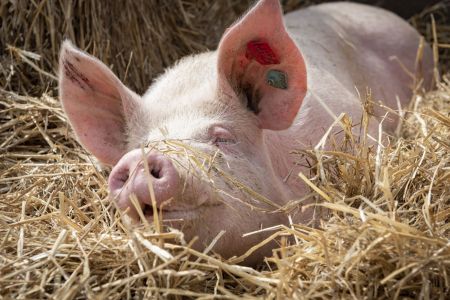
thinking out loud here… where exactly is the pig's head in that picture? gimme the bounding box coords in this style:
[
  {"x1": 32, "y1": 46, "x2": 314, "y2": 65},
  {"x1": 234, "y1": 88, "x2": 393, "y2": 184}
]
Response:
[{"x1": 59, "y1": 0, "x2": 307, "y2": 264}]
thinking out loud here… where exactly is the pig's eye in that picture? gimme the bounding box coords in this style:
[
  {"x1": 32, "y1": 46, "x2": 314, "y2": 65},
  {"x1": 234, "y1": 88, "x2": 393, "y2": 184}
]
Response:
[
  {"x1": 210, "y1": 126, "x2": 237, "y2": 147},
  {"x1": 215, "y1": 137, "x2": 235, "y2": 144}
]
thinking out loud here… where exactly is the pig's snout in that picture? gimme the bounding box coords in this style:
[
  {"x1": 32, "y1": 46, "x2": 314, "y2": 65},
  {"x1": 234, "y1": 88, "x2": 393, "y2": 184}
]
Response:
[{"x1": 108, "y1": 149, "x2": 180, "y2": 219}]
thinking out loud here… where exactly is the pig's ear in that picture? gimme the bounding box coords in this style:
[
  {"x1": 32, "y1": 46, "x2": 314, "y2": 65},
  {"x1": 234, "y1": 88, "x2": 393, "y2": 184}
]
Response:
[
  {"x1": 59, "y1": 41, "x2": 140, "y2": 165},
  {"x1": 217, "y1": 0, "x2": 307, "y2": 130}
]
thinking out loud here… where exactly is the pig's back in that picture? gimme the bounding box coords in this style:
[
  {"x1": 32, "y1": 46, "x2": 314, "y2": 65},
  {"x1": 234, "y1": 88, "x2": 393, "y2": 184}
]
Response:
[{"x1": 284, "y1": 2, "x2": 433, "y2": 132}]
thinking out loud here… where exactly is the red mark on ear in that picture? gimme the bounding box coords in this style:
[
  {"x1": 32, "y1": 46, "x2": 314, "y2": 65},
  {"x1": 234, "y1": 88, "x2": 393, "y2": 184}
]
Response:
[{"x1": 246, "y1": 40, "x2": 280, "y2": 65}]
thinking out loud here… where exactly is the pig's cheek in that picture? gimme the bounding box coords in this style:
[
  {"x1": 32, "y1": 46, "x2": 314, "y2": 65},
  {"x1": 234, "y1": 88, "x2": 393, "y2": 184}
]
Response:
[
  {"x1": 172, "y1": 174, "x2": 217, "y2": 209},
  {"x1": 196, "y1": 191, "x2": 211, "y2": 206},
  {"x1": 218, "y1": 145, "x2": 239, "y2": 156},
  {"x1": 164, "y1": 215, "x2": 199, "y2": 241},
  {"x1": 190, "y1": 183, "x2": 222, "y2": 207}
]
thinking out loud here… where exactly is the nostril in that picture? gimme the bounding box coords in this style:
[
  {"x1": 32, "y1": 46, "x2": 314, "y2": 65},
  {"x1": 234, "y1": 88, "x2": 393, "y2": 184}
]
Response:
[
  {"x1": 151, "y1": 167, "x2": 161, "y2": 179},
  {"x1": 118, "y1": 170, "x2": 130, "y2": 184}
]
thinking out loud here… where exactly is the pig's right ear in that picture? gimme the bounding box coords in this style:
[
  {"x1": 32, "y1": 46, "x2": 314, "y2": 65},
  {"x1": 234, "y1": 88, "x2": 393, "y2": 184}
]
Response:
[{"x1": 59, "y1": 41, "x2": 140, "y2": 165}]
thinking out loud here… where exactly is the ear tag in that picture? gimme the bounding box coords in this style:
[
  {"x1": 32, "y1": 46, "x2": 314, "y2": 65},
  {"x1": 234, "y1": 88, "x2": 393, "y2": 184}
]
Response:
[
  {"x1": 266, "y1": 69, "x2": 288, "y2": 89},
  {"x1": 246, "y1": 40, "x2": 280, "y2": 65}
]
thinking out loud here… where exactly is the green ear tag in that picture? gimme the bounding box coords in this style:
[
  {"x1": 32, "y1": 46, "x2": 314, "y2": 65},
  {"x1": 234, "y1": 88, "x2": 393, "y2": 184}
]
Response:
[{"x1": 266, "y1": 69, "x2": 288, "y2": 90}]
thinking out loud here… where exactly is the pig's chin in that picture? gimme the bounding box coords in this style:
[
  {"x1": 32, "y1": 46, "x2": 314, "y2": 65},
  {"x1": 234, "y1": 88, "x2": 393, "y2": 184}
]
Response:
[{"x1": 122, "y1": 196, "x2": 278, "y2": 264}]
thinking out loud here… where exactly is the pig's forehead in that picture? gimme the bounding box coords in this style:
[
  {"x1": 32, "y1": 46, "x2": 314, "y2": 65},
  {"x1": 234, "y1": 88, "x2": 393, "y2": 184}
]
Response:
[
  {"x1": 146, "y1": 108, "x2": 223, "y2": 141},
  {"x1": 143, "y1": 51, "x2": 218, "y2": 103},
  {"x1": 127, "y1": 99, "x2": 232, "y2": 149},
  {"x1": 136, "y1": 51, "x2": 252, "y2": 142},
  {"x1": 139, "y1": 52, "x2": 228, "y2": 138}
]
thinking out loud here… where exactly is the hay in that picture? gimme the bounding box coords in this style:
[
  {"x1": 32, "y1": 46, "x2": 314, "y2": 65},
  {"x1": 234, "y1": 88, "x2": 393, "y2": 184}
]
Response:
[
  {"x1": 0, "y1": 0, "x2": 250, "y2": 95},
  {"x1": 3, "y1": 0, "x2": 446, "y2": 96},
  {"x1": 1, "y1": 0, "x2": 318, "y2": 96},
  {"x1": 1, "y1": 75, "x2": 449, "y2": 298},
  {"x1": 1, "y1": 0, "x2": 450, "y2": 299}
]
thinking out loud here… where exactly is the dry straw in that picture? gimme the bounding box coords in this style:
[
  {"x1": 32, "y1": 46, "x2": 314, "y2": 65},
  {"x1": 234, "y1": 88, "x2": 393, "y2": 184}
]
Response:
[{"x1": 1, "y1": 0, "x2": 449, "y2": 299}]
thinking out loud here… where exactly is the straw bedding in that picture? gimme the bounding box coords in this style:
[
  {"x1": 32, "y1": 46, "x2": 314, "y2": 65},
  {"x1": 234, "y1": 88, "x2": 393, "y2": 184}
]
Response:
[{"x1": 0, "y1": 1, "x2": 449, "y2": 299}]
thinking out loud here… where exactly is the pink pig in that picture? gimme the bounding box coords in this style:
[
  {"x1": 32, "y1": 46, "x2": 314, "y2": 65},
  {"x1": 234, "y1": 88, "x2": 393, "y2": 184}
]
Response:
[{"x1": 59, "y1": 0, "x2": 433, "y2": 264}]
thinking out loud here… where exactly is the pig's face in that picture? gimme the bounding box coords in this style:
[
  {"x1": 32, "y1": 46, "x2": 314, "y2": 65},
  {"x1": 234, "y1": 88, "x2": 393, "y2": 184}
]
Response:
[
  {"x1": 118, "y1": 53, "x2": 291, "y2": 257},
  {"x1": 59, "y1": 0, "x2": 307, "y2": 263}
]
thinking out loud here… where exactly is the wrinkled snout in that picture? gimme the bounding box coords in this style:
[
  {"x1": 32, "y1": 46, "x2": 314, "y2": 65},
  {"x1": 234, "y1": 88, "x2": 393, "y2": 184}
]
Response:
[{"x1": 108, "y1": 149, "x2": 180, "y2": 220}]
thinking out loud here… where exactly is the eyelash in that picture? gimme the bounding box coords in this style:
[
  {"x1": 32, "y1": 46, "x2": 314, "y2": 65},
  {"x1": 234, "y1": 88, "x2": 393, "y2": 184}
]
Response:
[
  {"x1": 214, "y1": 137, "x2": 236, "y2": 146},
  {"x1": 215, "y1": 137, "x2": 234, "y2": 143}
]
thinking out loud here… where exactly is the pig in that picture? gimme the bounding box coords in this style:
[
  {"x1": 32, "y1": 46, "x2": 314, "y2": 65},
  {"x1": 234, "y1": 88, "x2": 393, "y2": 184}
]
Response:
[
  {"x1": 58, "y1": 0, "x2": 433, "y2": 265},
  {"x1": 322, "y1": 0, "x2": 441, "y2": 18}
]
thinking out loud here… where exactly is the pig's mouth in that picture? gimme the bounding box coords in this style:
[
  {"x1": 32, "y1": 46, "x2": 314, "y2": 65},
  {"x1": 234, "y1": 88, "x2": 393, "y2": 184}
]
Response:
[
  {"x1": 140, "y1": 202, "x2": 207, "y2": 223},
  {"x1": 137, "y1": 202, "x2": 174, "y2": 219},
  {"x1": 142, "y1": 204, "x2": 160, "y2": 218},
  {"x1": 141, "y1": 204, "x2": 174, "y2": 221},
  {"x1": 139, "y1": 190, "x2": 225, "y2": 224}
]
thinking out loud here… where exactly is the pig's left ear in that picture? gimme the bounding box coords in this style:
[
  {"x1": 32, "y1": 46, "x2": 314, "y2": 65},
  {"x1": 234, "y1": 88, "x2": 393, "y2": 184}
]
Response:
[{"x1": 217, "y1": 0, "x2": 307, "y2": 130}]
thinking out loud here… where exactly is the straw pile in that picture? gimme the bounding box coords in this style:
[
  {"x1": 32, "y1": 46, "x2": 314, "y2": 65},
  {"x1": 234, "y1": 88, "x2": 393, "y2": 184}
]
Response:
[
  {"x1": 1, "y1": 0, "x2": 322, "y2": 96},
  {"x1": 1, "y1": 1, "x2": 449, "y2": 299}
]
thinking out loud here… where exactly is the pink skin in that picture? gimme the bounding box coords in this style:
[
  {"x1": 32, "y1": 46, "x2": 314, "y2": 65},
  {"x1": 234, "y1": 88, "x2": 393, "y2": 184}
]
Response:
[
  {"x1": 58, "y1": 0, "x2": 433, "y2": 265},
  {"x1": 108, "y1": 150, "x2": 180, "y2": 220}
]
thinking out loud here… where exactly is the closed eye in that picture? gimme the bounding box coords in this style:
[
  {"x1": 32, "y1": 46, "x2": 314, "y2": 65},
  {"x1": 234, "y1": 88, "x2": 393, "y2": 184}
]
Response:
[
  {"x1": 215, "y1": 137, "x2": 236, "y2": 144},
  {"x1": 210, "y1": 126, "x2": 237, "y2": 147}
]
